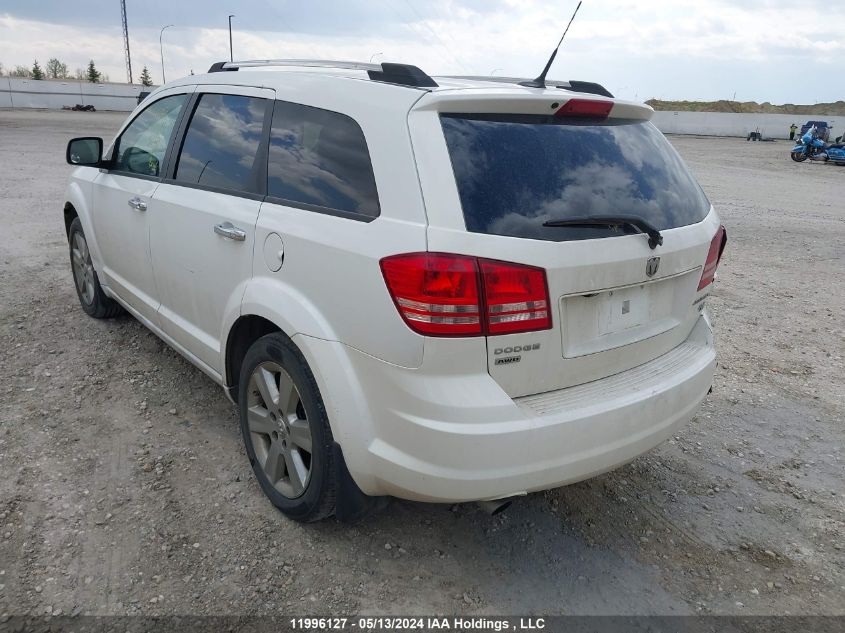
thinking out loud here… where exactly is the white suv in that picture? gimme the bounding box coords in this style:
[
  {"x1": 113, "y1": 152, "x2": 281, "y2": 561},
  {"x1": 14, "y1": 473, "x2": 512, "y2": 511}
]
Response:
[{"x1": 63, "y1": 60, "x2": 726, "y2": 522}]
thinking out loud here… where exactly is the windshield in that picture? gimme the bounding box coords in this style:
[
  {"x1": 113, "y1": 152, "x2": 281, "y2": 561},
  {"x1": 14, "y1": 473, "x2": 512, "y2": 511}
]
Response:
[{"x1": 440, "y1": 115, "x2": 711, "y2": 242}]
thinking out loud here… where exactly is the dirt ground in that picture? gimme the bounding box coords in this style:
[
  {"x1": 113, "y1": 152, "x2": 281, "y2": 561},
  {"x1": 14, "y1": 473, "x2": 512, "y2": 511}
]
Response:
[{"x1": 0, "y1": 109, "x2": 843, "y2": 619}]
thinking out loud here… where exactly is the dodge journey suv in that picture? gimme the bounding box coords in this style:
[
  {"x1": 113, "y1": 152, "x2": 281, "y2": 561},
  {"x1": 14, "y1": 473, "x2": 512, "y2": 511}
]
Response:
[{"x1": 64, "y1": 60, "x2": 726, "y2": 522}]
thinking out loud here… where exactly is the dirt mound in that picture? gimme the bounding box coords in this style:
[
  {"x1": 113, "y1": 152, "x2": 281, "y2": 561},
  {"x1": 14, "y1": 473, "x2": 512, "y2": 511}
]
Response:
[{"x1": 646, "y1": 99, "x2": 845, "y2": 116}]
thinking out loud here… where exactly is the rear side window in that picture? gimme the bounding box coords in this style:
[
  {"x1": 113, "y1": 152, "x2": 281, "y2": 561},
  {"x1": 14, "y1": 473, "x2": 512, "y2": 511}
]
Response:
[
  {"x1": 113, "y1": 94, "x2": 187, "y2": 177},
  {"x1": 440, "y1": 115, "x2": 711, "y2": 242},
  {"x1": 267, "y1": 101, "x2": 379, "y2": 218},
  {"x1": 174, "y1": 93, "x2": 267, "y2": 194}
]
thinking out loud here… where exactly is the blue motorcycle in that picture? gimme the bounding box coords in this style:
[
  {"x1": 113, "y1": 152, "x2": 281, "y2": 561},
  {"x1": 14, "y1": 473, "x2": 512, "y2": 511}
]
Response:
[
  {"x1": 791, "y1": 126, "x2": 845, "y2": 165},
  {"x1": 829, "y1": 144, "x2": 845, "y2": 166}
]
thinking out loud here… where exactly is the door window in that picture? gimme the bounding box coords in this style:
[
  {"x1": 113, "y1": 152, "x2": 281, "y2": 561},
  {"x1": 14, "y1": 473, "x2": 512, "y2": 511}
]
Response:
[
  {"x1": 113, "y1": 94, "x2": 188, "y2": 177},
  {"x1": 267, "y1": 101, "x2": 380, "y2": 218},
  {"x1": 174, "y1": 93, "x2": 268, "y2": 194}
]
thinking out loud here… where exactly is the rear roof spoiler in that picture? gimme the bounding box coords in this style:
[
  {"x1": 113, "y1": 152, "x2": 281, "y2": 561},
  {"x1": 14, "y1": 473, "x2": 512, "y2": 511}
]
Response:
[{"x1": 444, "y1": 76, "x2": 614, "y2": 98}]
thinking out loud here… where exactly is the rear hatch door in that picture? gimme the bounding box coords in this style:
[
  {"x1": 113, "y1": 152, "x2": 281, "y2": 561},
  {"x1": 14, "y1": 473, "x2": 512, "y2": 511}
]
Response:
[{"x1": 409, "y1": 88, "x2": 720, "y2": 397}]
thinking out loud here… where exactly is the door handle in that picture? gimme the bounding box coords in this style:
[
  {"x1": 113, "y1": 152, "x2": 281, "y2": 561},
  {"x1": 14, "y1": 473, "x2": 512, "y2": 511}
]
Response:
[
  {"x1": 214, "y1": 222, "x2": 247, "y2": 242},
  {"x1": 127, "y1": 197, "x2": 147, "y2": 212}
]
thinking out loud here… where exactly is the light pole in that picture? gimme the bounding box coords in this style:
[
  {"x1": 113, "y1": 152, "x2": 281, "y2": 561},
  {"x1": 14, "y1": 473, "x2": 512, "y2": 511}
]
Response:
[
  {"x1": 228, "y1": 15, "x2": 235, "y2": 62},
  {"x1": 159, "y1": 24, "x2": 174, "y2": 84}
]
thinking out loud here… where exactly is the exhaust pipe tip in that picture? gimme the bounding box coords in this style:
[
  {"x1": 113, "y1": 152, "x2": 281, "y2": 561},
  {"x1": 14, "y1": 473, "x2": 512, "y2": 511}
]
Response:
[{"x1": 476, "y1": 498, "x2": 513, "y2": 515}]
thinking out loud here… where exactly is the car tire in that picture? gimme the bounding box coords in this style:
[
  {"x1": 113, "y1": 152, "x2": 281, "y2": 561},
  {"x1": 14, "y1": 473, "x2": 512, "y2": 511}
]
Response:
[
  {"x1": 238, "y1": 332, "x2": 337, "y2": 522},
  {"x1": 68, "y1": 217, "x2": 125, "y2": 319}
]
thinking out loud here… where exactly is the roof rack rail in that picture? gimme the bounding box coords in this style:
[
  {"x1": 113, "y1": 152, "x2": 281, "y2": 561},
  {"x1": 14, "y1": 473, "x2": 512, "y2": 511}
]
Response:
[
  {"x1": 208, "y1": 61, "x2": 237, "y2": 73},
  {"x1": 367, "y1": 63, "x2": 438, "y2": 88},
  {"x1": 567, "y1": 81, "x2": 614, "y2": 99},
  {"x1": 211, "y1": 59, "x2": 381, "y2": 72},
  {"x1": 208, "y1": 59, "x2": 439, "y2": 88},
  {"x1": 443, "y1": 75, "x2": 613, "y2": 98}
]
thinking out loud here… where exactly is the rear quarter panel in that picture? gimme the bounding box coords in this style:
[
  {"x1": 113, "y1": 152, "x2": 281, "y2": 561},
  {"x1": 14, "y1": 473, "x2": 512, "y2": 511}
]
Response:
[{"x1": 244, "y1": 78, "x2": 430, "y2": 368}]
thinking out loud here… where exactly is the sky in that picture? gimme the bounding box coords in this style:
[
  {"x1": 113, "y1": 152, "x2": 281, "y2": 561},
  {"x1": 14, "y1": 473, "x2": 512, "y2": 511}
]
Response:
[{"x1": 1, "y1": 0, "x2": 843, "y2": 103}]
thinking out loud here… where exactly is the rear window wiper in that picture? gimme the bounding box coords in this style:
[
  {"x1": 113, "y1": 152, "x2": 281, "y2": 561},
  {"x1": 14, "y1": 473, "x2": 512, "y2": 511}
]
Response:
[{"x1": 542, "y1": 215, "x2": 664, "y2": 250}]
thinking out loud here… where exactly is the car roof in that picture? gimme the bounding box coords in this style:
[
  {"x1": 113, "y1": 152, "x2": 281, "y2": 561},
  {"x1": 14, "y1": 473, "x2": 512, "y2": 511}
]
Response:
[
  {"x1": 167, "y1": 59, "x2": 608, "y2": 96},
  {"x1": 157, "y1": 60, "x2": 652, "y2": 121}
]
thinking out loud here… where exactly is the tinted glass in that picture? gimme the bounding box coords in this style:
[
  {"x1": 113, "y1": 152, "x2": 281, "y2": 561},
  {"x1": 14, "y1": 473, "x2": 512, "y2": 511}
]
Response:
[
  {"x1": 267, "y1": 101, "x2": 379, "y2": 217},
  {"x1": 114, "y1": 94, "x2": 187, "y2": 177},
  {"x1": 440, "y1": 115, "x2": 711, "y2": 242},
  {"x1": 175, "y1": 93, "x2": 267, "y2": 193}
]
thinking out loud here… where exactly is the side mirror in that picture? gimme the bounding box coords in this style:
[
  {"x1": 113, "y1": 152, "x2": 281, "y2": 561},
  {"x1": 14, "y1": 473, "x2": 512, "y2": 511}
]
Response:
[
  {"x1": 66, "y1": 137, "x2": 104, "y2": 167},
  {"x1": 122, "y1": 146, "x2": 160, "y2": 176}
]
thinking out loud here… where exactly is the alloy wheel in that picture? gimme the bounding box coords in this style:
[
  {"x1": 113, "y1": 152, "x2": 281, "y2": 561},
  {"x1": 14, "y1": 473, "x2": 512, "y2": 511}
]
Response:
[
  {"x1": 71, "y1": 232, "x2": 96, "y2": 305},
  {"x1": 246, "y1": 361, "x2": 313, "y2": 498}
]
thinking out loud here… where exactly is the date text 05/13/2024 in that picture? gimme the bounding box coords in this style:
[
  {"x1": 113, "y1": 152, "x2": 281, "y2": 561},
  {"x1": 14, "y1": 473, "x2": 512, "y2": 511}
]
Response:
[{"x1": 289, "y1": 617, "x2": 546, "y2": 631}]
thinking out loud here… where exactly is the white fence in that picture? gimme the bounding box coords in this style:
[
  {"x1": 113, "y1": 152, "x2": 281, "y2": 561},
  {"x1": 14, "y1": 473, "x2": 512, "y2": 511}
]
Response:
[
  {"x1": 652, "y1": 110, "x2": 839, "y2": 140},
  {"x1": 1, "y1": 77, "x2": 155, "y2": 111}
]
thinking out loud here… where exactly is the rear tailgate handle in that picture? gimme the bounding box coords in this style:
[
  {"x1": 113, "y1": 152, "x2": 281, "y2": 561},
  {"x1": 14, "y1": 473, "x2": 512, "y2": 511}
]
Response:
[{"x1": 214, "y1": 222, "x2": 246, "y2": 242}]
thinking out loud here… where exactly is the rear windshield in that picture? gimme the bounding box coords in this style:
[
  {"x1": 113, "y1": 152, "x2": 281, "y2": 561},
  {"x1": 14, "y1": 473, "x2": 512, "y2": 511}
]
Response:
[{"x1": 440, "y1": 115, "x2": 711, "y2": 242}]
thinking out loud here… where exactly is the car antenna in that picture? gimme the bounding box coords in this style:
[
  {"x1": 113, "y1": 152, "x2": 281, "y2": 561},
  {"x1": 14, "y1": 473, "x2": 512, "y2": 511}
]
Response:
[{"x1": 520, "y1": 1, "x2": 583, "y2": 89}]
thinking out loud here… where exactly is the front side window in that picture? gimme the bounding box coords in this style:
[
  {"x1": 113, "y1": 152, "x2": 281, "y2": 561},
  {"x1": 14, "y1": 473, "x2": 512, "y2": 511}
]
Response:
[
  {"x1": 113, "y1": 94, "x2": 187, "y2": 177},
  {"x1": 174, "y1": 93, "x2": 267, "y2": 194},
  {"x1": 267, "y1": 101, "x2": 379, "y2": 218}
]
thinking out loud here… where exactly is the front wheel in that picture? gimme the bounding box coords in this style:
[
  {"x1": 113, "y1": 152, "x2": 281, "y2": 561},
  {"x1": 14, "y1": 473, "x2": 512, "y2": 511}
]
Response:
[
  {"x1": 238, "y1": 333, "x2": 337, "y2": 522},
  {"x1": 68, "y1": 218, "x2": 125, "y2": 318},
  {"x1": 790, "y1": 150, "x2": 808, "y2": 162}
]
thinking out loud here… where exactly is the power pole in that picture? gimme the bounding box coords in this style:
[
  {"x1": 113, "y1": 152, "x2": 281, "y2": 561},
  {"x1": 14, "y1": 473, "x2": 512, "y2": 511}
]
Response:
[{"x1": 120, "y1": 0, "x2": 133, "y2": 84}]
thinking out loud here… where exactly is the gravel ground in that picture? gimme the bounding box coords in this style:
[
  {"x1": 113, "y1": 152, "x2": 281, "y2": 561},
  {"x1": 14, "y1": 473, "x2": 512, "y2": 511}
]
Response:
[{"x1": 0, "y1": 109, "x2": 843, "y2": 618}]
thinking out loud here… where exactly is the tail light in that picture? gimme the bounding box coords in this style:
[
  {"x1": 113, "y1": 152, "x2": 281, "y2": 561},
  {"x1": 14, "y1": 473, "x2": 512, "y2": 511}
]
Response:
[
  {"x1": 380, "y1": 253, "x2": 552, "y2": 337},
  {"x1": 480, "y1": 260, "x2": 551, "y2": 334},
  {"x1": 380, "y1": 253, "x2": 481, "y2": 336},
  {"x1": 555, "y1": 98, "x2": 613, "y2": 119},
  {"x1": 697, "y1": 225, "x2": 727, "y2": 290}
]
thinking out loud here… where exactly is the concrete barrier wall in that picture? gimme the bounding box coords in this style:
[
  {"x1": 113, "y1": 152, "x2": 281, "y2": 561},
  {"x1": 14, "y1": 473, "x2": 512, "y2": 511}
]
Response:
[
  {"x1": 2, "y1": 78, "x2": 840, "y2": 139},
  {"x1": 1, "y1": 78, "x2": 157, "y2": 111},
  {"x1": 652, "y1": 110, "x2": 840, "y2": 140}
]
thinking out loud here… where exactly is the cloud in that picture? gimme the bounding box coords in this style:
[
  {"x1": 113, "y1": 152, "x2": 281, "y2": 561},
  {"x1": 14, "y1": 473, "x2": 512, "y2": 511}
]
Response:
[
  {"x1": 0, "y1": 0, "x2": 509, "y2": 36},
  {"x1": 1, "y1": 0, "x2": 843, "y2": 102}
]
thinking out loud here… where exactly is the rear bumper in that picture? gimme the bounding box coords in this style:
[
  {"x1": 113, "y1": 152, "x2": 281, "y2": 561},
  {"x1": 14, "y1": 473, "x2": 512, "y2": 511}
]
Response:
[{"x1": 296, "y1": 316, "x2": 715, "y2": 503}]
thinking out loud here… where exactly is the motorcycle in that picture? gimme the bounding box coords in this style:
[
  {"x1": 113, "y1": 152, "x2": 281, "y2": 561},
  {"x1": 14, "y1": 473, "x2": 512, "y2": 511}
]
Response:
[{"x1": 791, "y1": 126, "x2": 845, "y2": 165}]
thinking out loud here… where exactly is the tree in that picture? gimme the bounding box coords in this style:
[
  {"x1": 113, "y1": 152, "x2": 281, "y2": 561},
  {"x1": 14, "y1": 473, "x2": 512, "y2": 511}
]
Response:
[
  {"x1": 86, "y1": 60, "x2": 101, "y2": 83},
  {"x1": 74, "y1": 68, "x2": 87, "y2": 81},
  {"x1": 139, "y1": 65, "x2": 153, "y2": 87},
  {"x1": 11, "y1": 65, "x2": 32, "y2": 78},
  {"x1": 46, "y1": 58, "x2": 69, "y2": 79},
  {"x1": 31, "y1": 60, "x2": 44, "y2": 80},
  {"x1": 0, "y1": 62, "x2": 4, "y2": 76}
]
